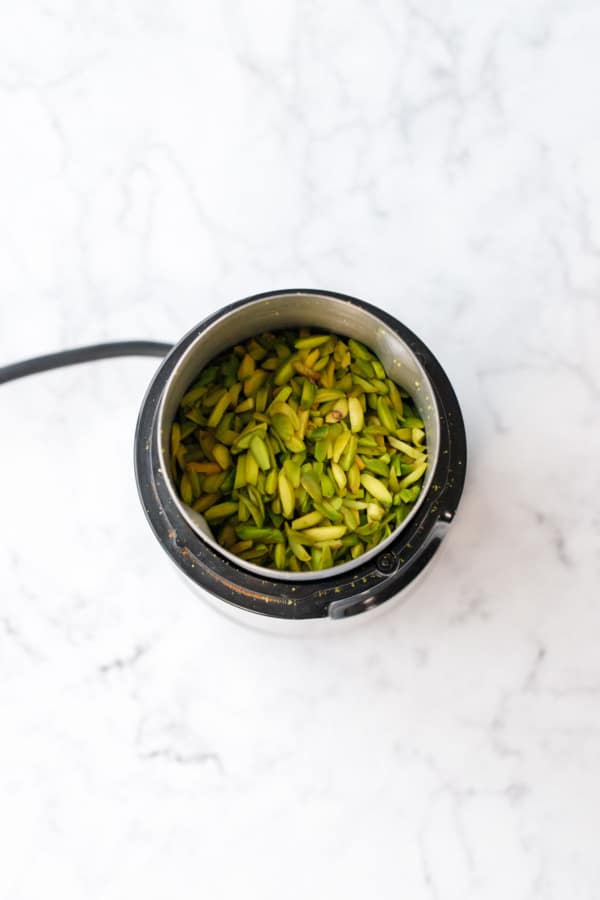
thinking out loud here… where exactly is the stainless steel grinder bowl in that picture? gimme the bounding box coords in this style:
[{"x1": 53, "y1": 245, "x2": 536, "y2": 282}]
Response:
[{"x1": 135, "y1": 290, "x2": 466, "y2": 623}]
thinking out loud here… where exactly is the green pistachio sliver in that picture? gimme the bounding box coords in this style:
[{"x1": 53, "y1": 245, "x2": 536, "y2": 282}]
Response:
[
  {"x1": 273, "y1": 542, "x2": 287, "y2": 569},
  {"x1": 387, "y1": 436, "x2": 424, "y2": 459},
  {"x1": 366, "y1": 502, "x2": 385, "y2": 522},
  {"x1": 330, "y1": 462, "x2": 347, "y2": 491},
  {"x1": 315, "y1": 439, "x2": 327, "y2": 462},
  {"x1": 187, "y1": 468, "x2": 201, "y2": 497},
  {"x1": 311, "y1": 546, "x2": 325, "y2": 570},
  {"x1": 308, "y1": 424, "x2": 329, "y2": 442},
  {"x1": 313, "y1": 501, "x2": 343, "y2": 523},
  {"x1": 278, "y1": 470, "x2": 295, "y2": 518},
  {"x1": 388, "y1": 380, "x2": 404, "y2": 415},
  {"x1": 313, "y1": 355, "x2": 330, "y2": 373},
  {"x1": 171, "y1": 423, "x2": 181, "y2": 459},
  {"x1": 243, "y1": 369, "x2": 268, "y2": 397},
  {"x1": 239, "y1": 544, "x2": 269, "y2": 562},
  {"x1": 300, "y1": 472, "x2": 322, "y2": 503},
  {"x1": 347, "y1": 463, "x2": 361, "y2": 493},
  {"x1": 204, "y1": 502, "x2": 238, "y2": 522},
  {"x1": 352, "y1": 374, "x2": 377, "y2": 393},
  {"x1": 352, "y1": 358, "x2": 374, "y2": 379},
  {"x1": 376, "y1": 397, "x2": 397, "y2": 432},
  {"x1": 389, "y1": 468, "x2": 400, "y2": 493},
  {"x1": 180, "y1": 473, "x2": 193, "y2": 505},
  {"x1": 286, "y1": 436, "x2": 306, "y2": 453},
  {"x1": 286, "y1": 526, "x2": 312, "y2": 562},
  {"x1": 270, "y1": 401, "x2": 299, "y2": 430},
  {"x1": 233, "y1": 422, "x2": 268, "y2": 451},
  {"x1": 213, "y1": 444, "x2": 231, "y2": 470},
  {"x1": 242, "y1": 497, "x2": 264, "y2": 528},
  {"x1": 348, "y1": 338, "x2": 372, "y2": 360},
  {"x1": 271, "y1": 414, "x2": 294, "y2": 443},
  {"x1": 372, "y1": 359, "x2": 386, "y2": 380},
  {"x1": 245, "y1": 451, "x2": 259, "y2": 486},
  {"x1": 340, "y1": 434, "x2": 358, "y2": 471},
  {"x1": 321, "y1": 474, "x2": 336, "y2": 498},
  {"x1": 295, "y1": 334, "x2": 331, "y2": 350},
  {"x1": 283, "y1": 459, "x2": 301, "y2": 488},
  {"x1": 234, "y1": 454, "x2": 247, "y2": 489},
  {"x1": 255, "y1": 384, "x2": 270, "y2": 413},
  {"x1": 342, "y1": 498, "x2": 368, "y2": 510},
  {"x1": 273, "y1": 357, "x2": 296, "y2": 386},
  {"x1": 249, "y1": 434, "x2": 271, "y2": 471},
  {"x1": 301, "y1": 379, "x2": 315, "y2": 408},
  {"x1": 180, "y1": 385, "x2": 208, "y2": 407},
  {"x1": 314, "y1": 388, "x2": 344, "y2": 403},
  {"x1": 398, "y1": 462, "x2": 427, "y2": 489},
  {"x1": 235, "y1": 525, "x2": 284, "y2": 543},
  {"x1": 302, "y1": 525, "x2": 347, "y2": 542},
  {"x1": 363, "y1": 458, "x2": 389, "y2": 478},
  {"x1": 360, "y1": 473, "x2": 393, "y2": 506},
  {"x1": 264, "y1": 468, "x2": 278, "y2": 495},
  {"x1": 400, "y1": 485, "x2": 421, "y2": 503},
  {"x1": 348, "y1": 397, "x2": 364, "y2": 432},
  {"x1": 342, "y1": 506, "x2": 360, "y2": 530},
  {"x1": 292, "y1": 511, "x2": 323, "y2": 530},
  {"x1": 206, "y1": 391, "x2": 231, "y2": 428},
  {"x1": 237, "y1": 353, "x2": 255, "y2": 380},
  {"x1": 235, "y1": 397, "x2": 254, "y2": 414},
  {"x1": 231, "y1": 539, "x2": 253, "y2": 554},
  {"x1": 332, "y1": 430, "x2": 350, "y2": 463}
]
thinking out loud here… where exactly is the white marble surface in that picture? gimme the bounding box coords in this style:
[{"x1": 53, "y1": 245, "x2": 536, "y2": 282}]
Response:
[{"x1": 1, "y1": 1, "x2": 599, "y2": 897}]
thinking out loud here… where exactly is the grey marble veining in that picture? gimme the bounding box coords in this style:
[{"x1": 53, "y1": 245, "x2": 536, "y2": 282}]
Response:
[{"x1": 1, "y1": 1, "x2": 599, "y2": 897}]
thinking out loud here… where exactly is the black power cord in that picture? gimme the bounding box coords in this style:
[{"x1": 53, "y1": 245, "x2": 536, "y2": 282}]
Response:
[{"x1": 0, "y1": 341, "x2": 173, "y2": 385}]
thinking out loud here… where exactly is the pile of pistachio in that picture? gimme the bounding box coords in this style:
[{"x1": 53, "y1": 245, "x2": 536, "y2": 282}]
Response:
[{"x1": 170, "y1": 329, "x2": 428, "y2": 572}]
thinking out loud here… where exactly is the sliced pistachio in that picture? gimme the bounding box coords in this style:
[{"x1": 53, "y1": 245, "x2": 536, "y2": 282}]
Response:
[
  {"x1": 302, "y1": 525, "x2": 347, "y2": 541},
  {"x1": 273, "y1": 357, "x2": 296, "y2": 386},
  {"x1": 300, "y1": 471, "x2": 322, "y2": 503},
  {"x1": 212, "y1": 444, "x2": 231, "y2": 470},
  {"x1": 237, "y1": 353, "x2": 255, "y2": 380},
  {"x1": 330, "y1": 462, "x2": 347, "y2": 491},
  {"x1": 193, "y1": 492, "x2": 221, "y2": 513},
  {"x1": 348, "y1": 396, "x2": 364, "y2": 432},
  {"x1": 187, "y1": 461, "x2": 221, "y2": 474},
  {"x1": 204, "y1": 502, "x2": 238, "y2": 522},
  {"x1": 206, "y1": 391, "x2": 232, "y2": 428},
  {"x1": 388, "y1": 436, "x2": 425, "y2": 459},
  {"x1": 398, "y1": 462, "x2": 427, "y2": 488},
  {"x1": 295, "y1": 334, "x2": 331, "y2": 350},
  {"x1": 278, "y1": 470, "x2": 295, "y2": 519},
  {"x1": 235, "y1": 525, "x2": 284, "y2": 543},
  {"x1": 292, "y1": 510, "x2": 323, "y2": 530},
  {"x1": 286, "y1": 526, "x2": 312, "y2": 562},
  {"x1": 249, "y1": 434, "x2": 271, "y2": 471},
  {"x1": 348, "y1": 338, "x2": 372, "y2": 360},
  {"x1": 376, "y1": 397, "x2": 397, "y2": 432},
  {"x1": 245, "y1": 451, "x2": 259, "y2": 486},
  {"x1": 360, "y1": 473, "x2": 393, "y2": 506}
]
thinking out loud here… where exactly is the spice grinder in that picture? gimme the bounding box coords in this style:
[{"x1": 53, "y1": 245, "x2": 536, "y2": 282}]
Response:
[{"x1": 135, "y1": 289, "x2": 466, "y2": 625}]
